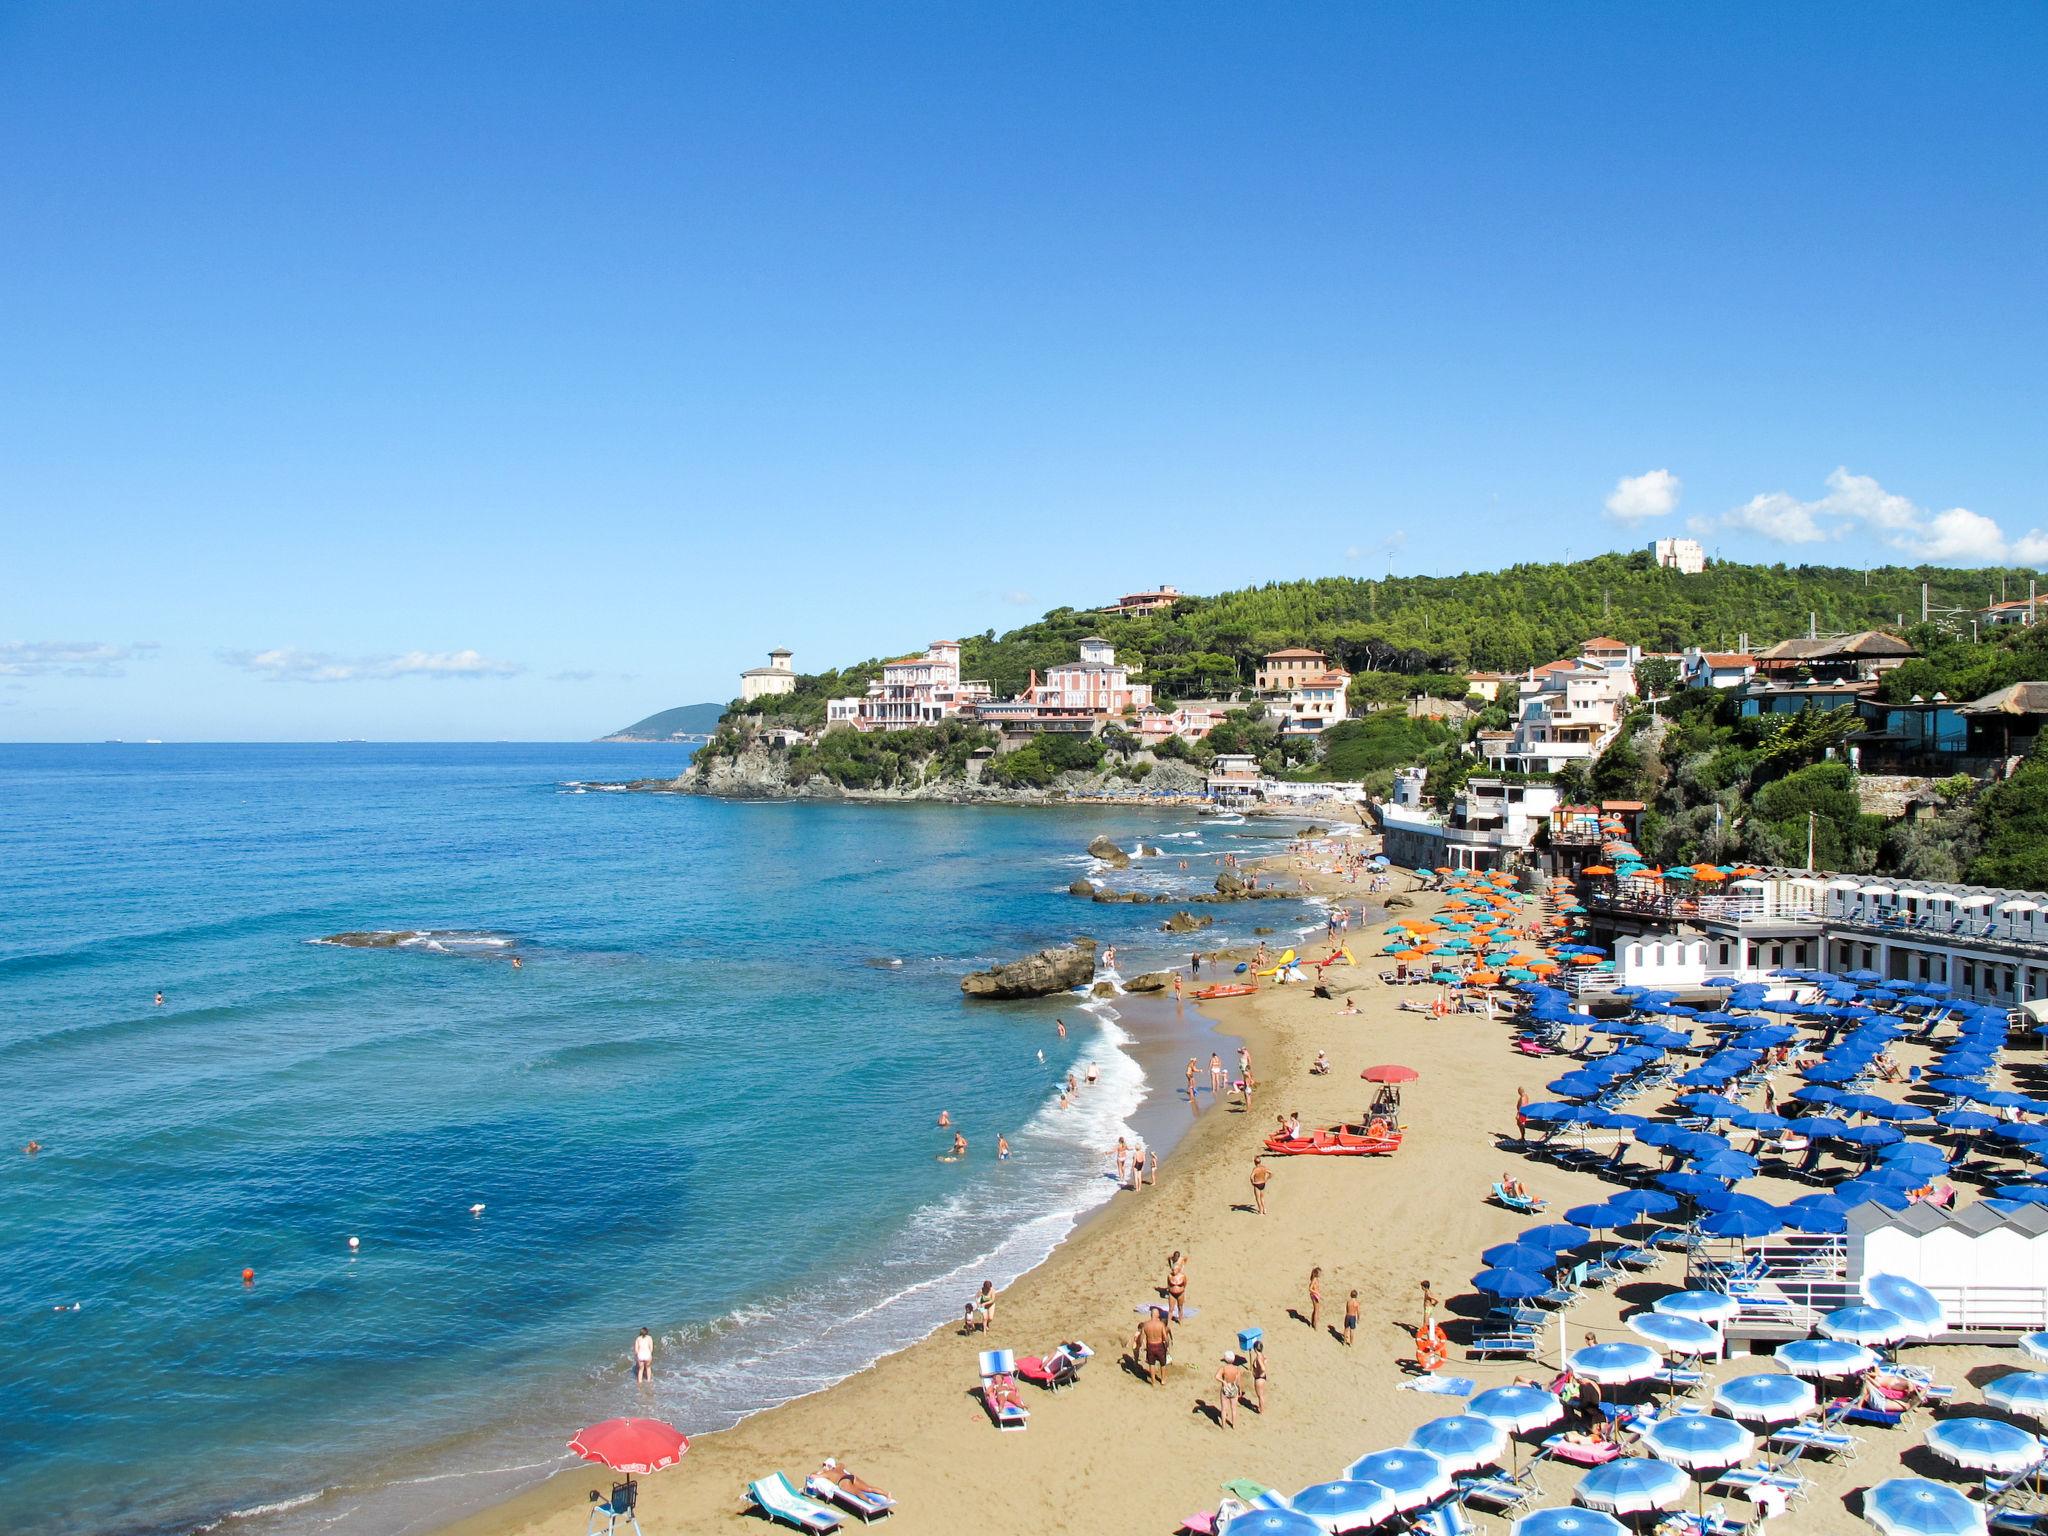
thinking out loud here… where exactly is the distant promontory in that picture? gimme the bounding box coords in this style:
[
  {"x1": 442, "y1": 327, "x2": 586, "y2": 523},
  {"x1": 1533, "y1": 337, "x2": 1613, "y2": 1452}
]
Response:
[{"x1": 598, "y1": 703, "x2": 725, "y2": 742}]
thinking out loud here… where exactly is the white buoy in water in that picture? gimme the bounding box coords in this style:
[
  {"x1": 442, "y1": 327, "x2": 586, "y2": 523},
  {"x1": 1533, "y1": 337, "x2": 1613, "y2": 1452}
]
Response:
[
  {"x1": 469, "y1": 1203, "x2": 486, "y2": 1216},
  {"x1": 347, "y1": 1236, "x2": 360, "y2": 1252}
]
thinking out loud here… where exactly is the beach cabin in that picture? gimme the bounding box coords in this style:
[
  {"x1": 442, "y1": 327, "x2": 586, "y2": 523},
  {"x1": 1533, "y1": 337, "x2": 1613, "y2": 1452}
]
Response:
[{"x1": 1849, "y1": 1201, "x2": 2048, "y2": 1336}]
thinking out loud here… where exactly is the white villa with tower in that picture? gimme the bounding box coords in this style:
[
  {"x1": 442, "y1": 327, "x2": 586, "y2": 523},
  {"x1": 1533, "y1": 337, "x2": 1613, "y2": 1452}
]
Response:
[{"x1": 738, "y1": 648, "x2": 798, "y2": 702}]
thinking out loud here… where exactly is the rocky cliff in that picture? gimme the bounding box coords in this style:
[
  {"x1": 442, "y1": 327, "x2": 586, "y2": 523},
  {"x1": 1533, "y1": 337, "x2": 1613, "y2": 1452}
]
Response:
[
  {"x1": 961, "y1": 939, "x2": 1099, "y2": 999},
  {"x1": 622, "y1": 743, "x2": 1212, "y2": 803}
]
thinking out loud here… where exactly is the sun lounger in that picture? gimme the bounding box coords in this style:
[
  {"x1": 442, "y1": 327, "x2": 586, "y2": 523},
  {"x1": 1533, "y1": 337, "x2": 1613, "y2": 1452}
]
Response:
[
  {"x1": 1766, "y1": 1420, "x2": 1860, "y2": 1462},
  {"x1": 977, "y1": 1350, "x2": 1030, "y2": 1430},
  {"x1": 1489, "y1": 1183, "x2": 1546, "y2": 1214},
  {"x1": 1015, "y1": 1341, "x2": 1092, "y2": 1391},
  {"x1": 1835, "y1": 1401, "x2": 1906, "y2": 1429},
  {"x1": 1413, "y1": 1504, "x2": 1480, "y2": 1536},
  {"x1": 1466, "y1": 1329, "x2": 1539, "y2": 1360},
  {"x1": 746, "y1": 1473, "x2": 845, "y2": 1533},
  {"x1": 1991, "y1": 1512, "x2": 2047, "y2": 1536},
  {"x1": 1711, "y1": 1465, "x2": 1811, "y2": 1505},
  {"x1": 1458, "y1": 1472, "x2": 1535, "y2": 1515},
  {"x1": 804, "y1": 1476, "x2": 894, "y2": 1523}
]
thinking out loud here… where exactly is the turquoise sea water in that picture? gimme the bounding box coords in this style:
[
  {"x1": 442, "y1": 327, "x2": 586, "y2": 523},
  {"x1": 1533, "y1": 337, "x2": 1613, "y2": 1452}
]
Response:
[{"x1": 0, "y1": 744, "x2": 1318, "y2": 1536}]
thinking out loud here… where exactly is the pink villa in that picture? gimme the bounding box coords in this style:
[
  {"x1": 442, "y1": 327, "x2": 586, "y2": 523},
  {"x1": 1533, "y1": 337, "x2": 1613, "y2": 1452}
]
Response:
[
  {"x1": 974, "y1": 638, "x2": 1153, "y2": 734},
  {"x1": 826, "y1": 640, "x2": 994, "y2": 731},
  {"x1": 1135, "y1": 704, "x2": 1226, "y2": 746}
]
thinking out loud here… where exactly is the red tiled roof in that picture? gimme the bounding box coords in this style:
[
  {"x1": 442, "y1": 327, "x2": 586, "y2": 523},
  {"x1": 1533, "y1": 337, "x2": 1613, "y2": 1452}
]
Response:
[
  {"x1": 1582, "y1": 636, "x2": 1629, "y2": 651},
  {"x1": 1263, "y1": 647, "x2": 1327, "y2": 660},
  {"x1": 1702, "y1": 653, "x2": 1754, "y2": 666}
]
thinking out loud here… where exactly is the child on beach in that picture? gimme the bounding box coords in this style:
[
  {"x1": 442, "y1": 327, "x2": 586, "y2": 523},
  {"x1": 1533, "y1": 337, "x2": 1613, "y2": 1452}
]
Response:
[
  {"x1": 1112, "y1": 1138, "x2": 1129, "y2": 1182},
  {"x1": 1343, "y1": 1290, "x2": 1360, "y2": 1345},
  {"x1": 1307, "y1": 1266, "x2": 1323, "y2": 1330}
]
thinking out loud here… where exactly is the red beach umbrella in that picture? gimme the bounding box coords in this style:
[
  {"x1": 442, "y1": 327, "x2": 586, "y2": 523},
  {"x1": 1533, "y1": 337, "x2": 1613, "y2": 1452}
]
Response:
[
  {"x1": 569, "y1": 1418, "x2": 690, "y2": 1479},
  {"x1": 1362, "y1": 1064, "x2": 1419, "y2": 1083}
]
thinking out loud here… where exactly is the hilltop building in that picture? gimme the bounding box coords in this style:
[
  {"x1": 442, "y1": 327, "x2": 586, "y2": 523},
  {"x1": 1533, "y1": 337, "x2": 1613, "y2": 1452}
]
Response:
[
  {"x1": 826, "y1": 641, "x2": 993, "y2": 731},
  {"x1": 1680, "y1": 647, "x2": 1757, "y2": 690},
  {"x1": 1983, "y1": 596, "x2": 2043, "y2": 630},
  {"x1": 1650, "y1": 537, "x2": 1706, "y2": 574},
  {"x1": 1255, "y1": 647, "x2": 1332, "y2": 693},
  {"x1": 1479, "y1": 639, "x2": 1638, "y2": 776},
  {"x1": 1100, "y1": 584, "x2": 1183, "y2": 617},
  {"x1": 739, "y1": 648, "x2": 797, "y2": 702},
  {"x1": 1738, "y1": 631, "x2": 1916, "y2": 717},
  {"x1": 973, "y1": 637, "x2": 1153, "y2": 735},
  {"x1": 1280, "y1": 669, "x2": 1352, "y2": 736}
]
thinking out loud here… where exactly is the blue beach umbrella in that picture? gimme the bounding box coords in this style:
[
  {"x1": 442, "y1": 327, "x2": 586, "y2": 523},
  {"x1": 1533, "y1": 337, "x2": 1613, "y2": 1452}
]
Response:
[
  {"x1": 1861, "y1": 1477, "x2": 1988, "y2": 1536},
  {"x1": 1861, "y1": 1272, "x2": 1947, "y2": 1337},
  {"x1": 1627, "y1": 1311, "x2": 1721, "y2": 1354},
  {"x1": 1984, "y1": 1372, "x2": 2048, "y2": 1419},
  {"x1": 1832, "y1": 1122, "x2": 1906, "y2": 1148},
  {"x1": 1519, "y1": 1223, "x2": 1594, "y2": 1252},
  {"x1": 1775, "y1": 1337, "x2": 1876, "y2": 1377},
  {"x1": 1287, "y1": 1481, "x2": 1397, "y2": 1531},
  {"x1": 1638, "y1": 1411, "x2": 1755, "y2": 1469},
  {"x1": 1691, "y1": 1151, "x2": 1760, "y2": 1181},
  {"x1": 1655, "y1": 1172, "x2": 1726, "y2": 1201},
  {"x1": 1568, "y1": 1341, "x2": 1662, "y2": 1384},
  {"x1": 1655, "y1": 1290, "x2": 1739, "y2": 1324},
  {"x1": 1468, "y1": 1385, "x2": 1564, "y2": 1433},
  {"x1": 1564, "y1": 1202, "x2": 1630, "y2": 1232},
  {"x1": 1990, "y1": 1185, "x2": 2048, "y2": 1205},
  {"x1": 1511, "y1": 1511, "x2": 1627, "y2": 1536},
  {"x1": 1408, "y1": 1414, "x2": 1509, "y2": 1471},
  {"x1": 1220, "y1": 1512, "x2": 1327, "y2": 1536},
  {"x1": 2020, "y1": 1334, "x2": 2048, "y2": 1367},
  {"x1": 1925, "y1": 1416, "x2": 2045, "y2": 1475},
  {"x1": 1607, "y1": 1188, "x2": 1679, "y2": 1217},
  {"x1": 1713, "y1": 1372, "x2": 1816, "y2": 1422},
  {"x1": 1343, "y1": 1449, "x2": 1451, "y2": 1511},
  {"x1": 1473, "y1": 1268, "x2": 1552, "y2": 1300},
  {"x1": 1482, "y1": 1242, "x2": 1563, "y2": 1272},
  {"x1": 1779, "y1": 1202, "x2": 1848, "y2": 1234},
  {"x1": 1819, "y1": 1304, "x2": 1910, "y2": 1345},
  {"x1": 1698, "y1": 1205, "x2": 1784, "y2": 1240},
  {"x1": 1573, "y1": 1458, "x2": 1689, "y2": 1515}
]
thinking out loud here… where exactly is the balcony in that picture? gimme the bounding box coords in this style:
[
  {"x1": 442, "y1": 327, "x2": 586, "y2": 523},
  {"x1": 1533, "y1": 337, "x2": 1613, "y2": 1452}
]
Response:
[
  {"x1": 1829, "y1": 910, "x2": 2048, "y2": 959},
  {"x1": 1585, "y1": 889, "x2": 1770, "y2": 925}
]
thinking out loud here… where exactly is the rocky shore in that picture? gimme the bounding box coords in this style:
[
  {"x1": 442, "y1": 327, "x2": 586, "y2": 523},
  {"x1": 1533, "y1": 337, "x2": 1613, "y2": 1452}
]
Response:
[{"x1": 610, "y1": 742, "x2": 1214, "y2": 804}]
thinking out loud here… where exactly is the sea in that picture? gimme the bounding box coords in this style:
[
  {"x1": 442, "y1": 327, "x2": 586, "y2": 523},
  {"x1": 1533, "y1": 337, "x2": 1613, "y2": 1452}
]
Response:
[{"x1": 0, "y1": 743, "x2": 1330, "y2": 1536}]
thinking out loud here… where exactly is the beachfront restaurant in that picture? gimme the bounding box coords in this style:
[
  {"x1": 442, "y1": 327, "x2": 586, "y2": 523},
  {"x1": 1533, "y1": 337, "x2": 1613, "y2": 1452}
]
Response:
[{"x1": 1584, "y1": 868, "x2": 2048, "y2": 1008}]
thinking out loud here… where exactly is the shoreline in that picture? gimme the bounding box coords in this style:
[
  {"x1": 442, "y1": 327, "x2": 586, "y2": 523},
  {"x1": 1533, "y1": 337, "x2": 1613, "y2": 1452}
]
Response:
[{"x1": 426, "y1": 853, "x2": 1382, "y2": 1536}]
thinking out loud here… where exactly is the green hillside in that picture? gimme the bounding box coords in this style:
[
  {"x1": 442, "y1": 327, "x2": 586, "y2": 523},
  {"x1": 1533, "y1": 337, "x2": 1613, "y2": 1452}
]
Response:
[
  {"x1": 600, "y1": 702, "x2": 727, "y2": 741},
  {"x1": 731, "y1": 555, "x2": 2030, "y2": 721}
]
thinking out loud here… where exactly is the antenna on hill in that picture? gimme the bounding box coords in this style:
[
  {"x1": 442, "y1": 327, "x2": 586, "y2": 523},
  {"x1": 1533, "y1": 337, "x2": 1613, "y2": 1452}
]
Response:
[{"x1": 1918, "y1": 580, "x2": 1972, "y2": 637}]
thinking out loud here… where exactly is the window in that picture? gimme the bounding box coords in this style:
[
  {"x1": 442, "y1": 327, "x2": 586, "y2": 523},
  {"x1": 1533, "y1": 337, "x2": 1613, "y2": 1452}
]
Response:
[{"x1": 1963, "y1": 961, "x2": 1977, "y2": 990}]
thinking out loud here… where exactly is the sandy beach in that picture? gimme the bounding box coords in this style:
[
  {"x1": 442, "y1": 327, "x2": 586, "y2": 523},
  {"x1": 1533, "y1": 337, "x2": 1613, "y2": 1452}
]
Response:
[{"x1": 436, "y1": 845, "x2": 2016, "y2": 1536}]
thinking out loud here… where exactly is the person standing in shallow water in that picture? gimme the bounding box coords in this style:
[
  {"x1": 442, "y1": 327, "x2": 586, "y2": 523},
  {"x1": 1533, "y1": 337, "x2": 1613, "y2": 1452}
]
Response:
[{"x1": 632, "y1": 1327, "x2": 654, "y2": 1381}]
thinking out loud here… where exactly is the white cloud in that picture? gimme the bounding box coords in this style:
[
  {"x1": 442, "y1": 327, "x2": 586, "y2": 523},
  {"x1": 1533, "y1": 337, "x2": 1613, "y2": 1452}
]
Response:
[
  {"x1": 1000, "y1": 590, "x2": 1033, "y2": 606},
  {"x1": 0, "y1": 640, "x2": 157, "y2": 677},
  {"x1": 223, "y1": 647, "x2": 523, "y2": 683},
  {"x1": 1604, "y1": 469, "x2": 1682, "y2": 524},
  {"x1": 1712, "y1": 468, "x2": 2048, "y2": 566}
]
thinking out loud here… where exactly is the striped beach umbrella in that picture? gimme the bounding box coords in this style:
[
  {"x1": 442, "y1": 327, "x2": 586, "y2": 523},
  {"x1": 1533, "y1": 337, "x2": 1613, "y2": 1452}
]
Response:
[
  {"x1": 1653, "y1": 1290, "x2": 1739, "y2": 1325},
  {"x1": 1713, "y1": 1372, "x2": 1816, "y2": 1422},
  {"x1": 1820, "y1": 1304, "x2": 1911, "y2": 1346},
  {"x1": 1221, "y1": 1512, "x2": 1327, "y2": 1536},
  {"x1": 1983, "y1": 1371, "x2": 2048, "y2": 1419},
  {"x1": 1468, "y1": 1385, "x2": 1564, "y2": 1433},
  {"x1": 1774, "y1": 1337, "x2": 1877, "y2": 1378},
  {"x1": 1627, "y1": 1311, "x2": 1721, "y2": 1355},
  {"x1": 1343, "y1": 1449, "x2": 1451, "y2": 1511},
  {"x1": 1407, "y1": 1414, "x2": 1508, "y2": 1472},
  {"x1": 1924, "y1": 1416, "x2": 2045, "y2": 1475},
  {"x1": 1862, "y1": 1478, "x2": 1987, "y2": 1536},
  {"x1": 1862, "y1": 1273, "x2": 1947, "y2": 1338},
  {"x1": 1287, "y1": 1481, "x2": 1396, "y2": 1531},
  {"x1": 1573, "y1": 1457, "x2": 1688, "y2": 1515},
  {"x1": 1512, "y1": 1512, "x2": 1627, "y2": 1536},
  {"x1": 1567, "y1": 1341, "x2": 1662, "y2": 1385}
]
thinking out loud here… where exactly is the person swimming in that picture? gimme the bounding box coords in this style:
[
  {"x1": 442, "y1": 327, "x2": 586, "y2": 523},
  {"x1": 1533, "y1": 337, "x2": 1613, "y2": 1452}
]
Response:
[
  {"x1": 937, "y1": 1110, "x2": 951, "y2": 1128},
  {"x1": 951, "y1": 1132, "x2": 968, "y2": 1157}
]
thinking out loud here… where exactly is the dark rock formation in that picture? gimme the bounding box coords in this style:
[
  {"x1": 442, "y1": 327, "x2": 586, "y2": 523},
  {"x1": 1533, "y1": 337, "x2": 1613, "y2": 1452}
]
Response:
[
  {"x1": 1125, "y1": 971, "x2": 1173, "y2": 993},
  {"x1": 961, "y1": 939, "x2": 1099, "y2": 999},
  {"x1": 1214, "y1": 871, "x2": 1248, "y2": 897},
  {"x1": 1067, "y1": 877, "x2": 1097, "y2": 896},
  {"x1": 1087, "y1": 835, "x2": 1131, "y2": 868},
  {"x1": 318, "y1": 931, "x2": 418, "y2": 948},
  {"x1": 1161, "y1": 910, "x2": 1214, "y2": 934}
]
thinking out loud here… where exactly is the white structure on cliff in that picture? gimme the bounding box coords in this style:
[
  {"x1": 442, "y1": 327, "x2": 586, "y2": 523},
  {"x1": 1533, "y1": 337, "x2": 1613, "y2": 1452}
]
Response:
[
  {"x1": 826, "y1": 641, "x2": 994, "y2": 731},
  {"x1": 740, "y1": 648, "x2": 797, "y2": 702},
  {"x1": 1651, "y1": 536, "x2": 1706, "y2": 574}
]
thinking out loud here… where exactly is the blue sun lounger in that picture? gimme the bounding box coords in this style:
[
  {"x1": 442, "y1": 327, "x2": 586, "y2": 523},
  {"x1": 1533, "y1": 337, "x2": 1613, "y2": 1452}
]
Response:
[
  {"x1": 746, "y1": 1472, "x2": 844, "y2": 1532},
  {"x1": 979, "y1": 1349, "x2": 1030, "y2": 1430},
  {"x1": 805, "y1": 1474, "x2": 895, "y2": 1523}
]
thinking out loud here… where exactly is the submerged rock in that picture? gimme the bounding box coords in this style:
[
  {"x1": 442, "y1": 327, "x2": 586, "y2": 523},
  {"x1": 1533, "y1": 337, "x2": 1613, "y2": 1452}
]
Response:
[
  {"x1": 1089, "y1": 981, "x2": 1119, "y2": 998},
  {"x1": 961, "y1": 939, "x2": 1099, "y2": 1000},
  {"x1": 318, "y1": 931, "x2": 419, "y2": 948}
]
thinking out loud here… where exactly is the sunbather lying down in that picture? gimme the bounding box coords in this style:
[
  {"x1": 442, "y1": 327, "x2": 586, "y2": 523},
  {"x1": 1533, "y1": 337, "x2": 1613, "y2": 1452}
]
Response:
[
  {"x1": 817, "y1": 1459, "x2": 887, "y2": 1499},
  {"x1": 986, "y1": 1373, "x2": 1026, "y2": 1412}
]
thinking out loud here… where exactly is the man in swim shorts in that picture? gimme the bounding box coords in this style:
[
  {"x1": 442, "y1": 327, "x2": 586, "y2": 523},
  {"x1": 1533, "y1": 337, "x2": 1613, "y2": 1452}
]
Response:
[{"x1": 1134, "y1": 1306, "x2": 1171, "y2": 1385}]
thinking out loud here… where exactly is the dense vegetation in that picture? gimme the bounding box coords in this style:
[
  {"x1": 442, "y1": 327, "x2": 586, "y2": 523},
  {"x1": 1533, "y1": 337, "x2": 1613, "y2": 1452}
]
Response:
[
  {"x1": 717, "y1": 555, "x2": 2028, "y2": 728},
  {"x1": 602, "y1": 702, "x2": 725, "y2": 740}
]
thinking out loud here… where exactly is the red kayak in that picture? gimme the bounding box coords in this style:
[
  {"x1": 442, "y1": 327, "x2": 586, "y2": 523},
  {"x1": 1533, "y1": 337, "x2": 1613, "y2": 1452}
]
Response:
[
  {"x1": 1262, "y1": 1125, "x2": 1403, "y2": 1156},
  {"x1": 1194, "y1": 984, "x2": 1257, "y2": 1000}
]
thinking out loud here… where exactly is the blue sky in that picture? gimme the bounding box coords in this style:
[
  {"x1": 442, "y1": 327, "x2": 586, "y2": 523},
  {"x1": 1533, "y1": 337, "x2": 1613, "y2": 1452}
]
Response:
[{"x1": 3, "y1": 3, "x2": 2043, "y2": 741}]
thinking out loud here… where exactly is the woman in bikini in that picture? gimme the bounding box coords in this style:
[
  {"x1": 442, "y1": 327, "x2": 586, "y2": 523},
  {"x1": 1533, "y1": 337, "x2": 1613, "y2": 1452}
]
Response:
[
  {"x1": 1249, "y1": 1340, "x2": 1269, "y2": 1414},
  {"x1": 1166, "y1": 1252, "x2": 1188, "y2": 1321},
  {"x1": 1307, "y1": 1266, "x2": 1323, "y2": 1330},
  {"x1": 1216, "y1": 1353, "x2": 1244, "y2": 1428}
]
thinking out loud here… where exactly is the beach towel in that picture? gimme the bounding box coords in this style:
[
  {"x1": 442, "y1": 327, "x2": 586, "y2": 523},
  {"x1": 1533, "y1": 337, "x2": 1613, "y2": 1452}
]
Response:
[{"x1": 1401, "y1": 1375, "x2": 1476, "y2": 1396}]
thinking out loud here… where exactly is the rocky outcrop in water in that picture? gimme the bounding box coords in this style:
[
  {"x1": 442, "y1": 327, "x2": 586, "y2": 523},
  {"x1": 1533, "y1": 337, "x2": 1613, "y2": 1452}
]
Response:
[
  {"x1": 1087, "y1": 835, "x2": 1131, "y2": 868},
  {"x1": 1215, "y1": 871, "x2": 1248, "y2": 897},
  {"x1": 1161, "y1": 910, "x2": 1213, "y2": 933},
  {"x1": 318, "y1": 931, "x2": 419, "y2": 948},
  {"x1": 961, "y1": 939, "x2": 1099, "y2": 1000},
  {"x1": 1125, "y1": 971, "x2": 1173, "y2": 993},
  {"x1": 1068, "y1": 877, "x2": 1097, "y2": 896}
]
